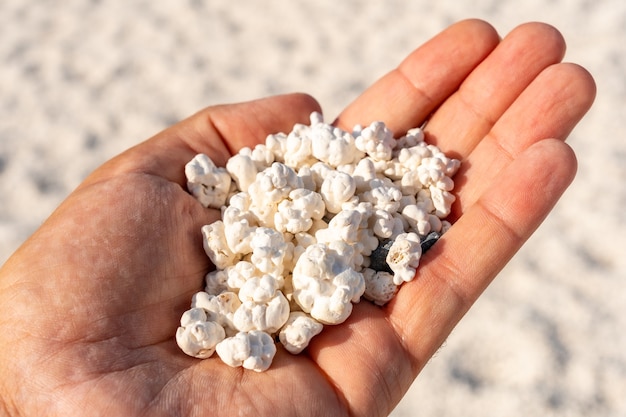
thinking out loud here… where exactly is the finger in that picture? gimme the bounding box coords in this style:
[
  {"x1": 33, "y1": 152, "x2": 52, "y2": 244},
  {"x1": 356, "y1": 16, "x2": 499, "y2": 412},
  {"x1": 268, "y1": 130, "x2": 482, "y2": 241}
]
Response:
[
  {"x1": 452, "y1": 63, "x2": 596, "y2": 216},
  {"x1": 334, "y1": 19, "x2": 500, "y2": 134},
  {"x1": 424, "y1": 22, "x2": 566, "y2": 157},
  {"x1": 387, "y1": 138, "x2": 577, "y2": 372},
  {"x1": 83, "y1": 93, "x2": 321, "y2": 187}
]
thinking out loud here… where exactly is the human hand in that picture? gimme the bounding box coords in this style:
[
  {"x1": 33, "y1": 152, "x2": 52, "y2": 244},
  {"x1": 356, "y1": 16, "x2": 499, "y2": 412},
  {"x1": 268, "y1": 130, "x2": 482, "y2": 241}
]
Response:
[{"x1": 0, "y1": 20, "x2": 595, "y2": 417}]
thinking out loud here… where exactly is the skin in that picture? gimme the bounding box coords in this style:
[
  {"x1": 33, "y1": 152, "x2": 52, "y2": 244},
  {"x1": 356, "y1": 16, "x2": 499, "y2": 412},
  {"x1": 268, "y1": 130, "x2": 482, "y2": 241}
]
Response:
[{"x1": 0, "y1": 20, "x2": 595, "y2": 417}]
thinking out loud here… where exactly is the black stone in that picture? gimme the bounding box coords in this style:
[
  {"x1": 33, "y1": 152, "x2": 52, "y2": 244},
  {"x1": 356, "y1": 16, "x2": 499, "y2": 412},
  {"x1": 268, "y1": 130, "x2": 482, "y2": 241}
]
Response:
[
  {"x1": 369, "y1": 239, "x2": 394, "y2": 273},
  {"x1": 420, "y1": 231, "x2": 441, "y2": 253}
]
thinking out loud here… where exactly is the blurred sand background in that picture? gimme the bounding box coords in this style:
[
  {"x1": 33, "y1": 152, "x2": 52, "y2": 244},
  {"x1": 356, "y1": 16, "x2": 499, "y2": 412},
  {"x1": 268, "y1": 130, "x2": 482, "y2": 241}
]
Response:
[{"x1": 1, "y1": 1, "x2": 624, "y2": 415}]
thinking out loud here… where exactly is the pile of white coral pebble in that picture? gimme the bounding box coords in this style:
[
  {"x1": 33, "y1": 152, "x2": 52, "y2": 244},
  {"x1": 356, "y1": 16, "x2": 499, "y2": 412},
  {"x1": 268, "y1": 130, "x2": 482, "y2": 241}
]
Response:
[{"x1": 176, "y1": 112, "x2": 460, "y2": 371}]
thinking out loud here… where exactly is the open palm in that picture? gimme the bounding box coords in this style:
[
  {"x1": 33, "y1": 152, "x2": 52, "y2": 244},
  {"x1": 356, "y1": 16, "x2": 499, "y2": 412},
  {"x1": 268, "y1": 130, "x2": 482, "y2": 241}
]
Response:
[{"x1": 0, "y1": 20, "x2": 595, "y2": 417}]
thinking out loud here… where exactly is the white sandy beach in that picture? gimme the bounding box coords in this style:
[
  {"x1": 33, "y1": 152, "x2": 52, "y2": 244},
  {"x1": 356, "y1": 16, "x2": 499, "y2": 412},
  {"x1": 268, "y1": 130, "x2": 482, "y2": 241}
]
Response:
[{"x1": 1, "y1": 1, "x2": 624, "y2": 415}]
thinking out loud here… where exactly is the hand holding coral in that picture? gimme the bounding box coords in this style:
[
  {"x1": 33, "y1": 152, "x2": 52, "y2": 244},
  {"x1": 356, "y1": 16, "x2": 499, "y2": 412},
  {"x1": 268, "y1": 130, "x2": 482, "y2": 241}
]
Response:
[{"x1": 0, "y1": 20, "x2": 594, "y2": 417}]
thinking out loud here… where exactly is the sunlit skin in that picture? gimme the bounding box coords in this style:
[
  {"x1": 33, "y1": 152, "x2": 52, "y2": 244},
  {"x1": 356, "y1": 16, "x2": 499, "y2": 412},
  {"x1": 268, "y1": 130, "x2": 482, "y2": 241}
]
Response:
[{"x1": 0, "y1": 20, "x2": 595, "y2": 417}]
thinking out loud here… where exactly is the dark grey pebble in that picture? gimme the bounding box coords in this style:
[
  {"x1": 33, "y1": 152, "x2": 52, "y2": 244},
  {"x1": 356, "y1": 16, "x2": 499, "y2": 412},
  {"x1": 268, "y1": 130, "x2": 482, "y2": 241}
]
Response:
[
  {"x1": 420, "y1": 231, "x2": 441, "y2": 253},
  {"x1": 369, "y1": 239, "x2": 395, "y2": 273}
]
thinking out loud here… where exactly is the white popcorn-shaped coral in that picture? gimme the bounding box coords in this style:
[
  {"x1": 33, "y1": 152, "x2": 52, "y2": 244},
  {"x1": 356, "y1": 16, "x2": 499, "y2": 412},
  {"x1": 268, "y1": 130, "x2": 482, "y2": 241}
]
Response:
[
  {"x1": 237, "y1": 274, "x2": 281, "y2": 303},
  {"x1": 222, "y1": 203, "x2": 258, "y2": 254},
  {"x1": 284, "y1": 125, "x2": 316, "y2": 168},
  {"x1": 372, "y1": 208, "x2": 396, "y2": 239},
  {"x1": 354, "y1": 121, "x2": 396, "y2": 161},
  {"x1": 246, "y1": 144, "x2": 275, "y2": 171},
  {"x1": 248, "y1": 165, "x2": 302, "y2": 227},
  {"x1": 201, "y1": 222, "x2": 238, "y2": 269},
  {"x1": 192, "y1": 291, "x2": 241, "y2": 337},
  {"x1": 233, "y1": 275, "x2": 290, "y2": 334},
  {"x1": 216, "y1": 330, "x2": 277, "y2": 372},
  {"x1": 176, "y1": 307, "x2": 226, "y2": 359},
  {"x1": 430, "y1": 185, "x2": 456, "y2": 218},
  {"x1": 292, "y1": 243, "x2": 365, "y2": 324},
  {"x1": 265, "y1": 132, "x2": 288, "y2": 162},
  {"x1": 309, "y1": 117, "x2": 362, "y2": 167},
  {"x1": 185, "y1": 154, "x2": 232, "y2": 209},
  {"x1": 204, "y1": 269, "x2": 229, "y2": 295},
  {"x1": 250, "y1": 227, "x2": 288, "y2": 277},
  {"x1": 362, "y1": 268, "x2": 398, "y2": 306},
  {"x1": 386, "y1": 232, "x2": 423, "y2": 285},
  {"x1": 327, "y1": 240, "x2": 364, "y2": 275},
  {"x1": 395, "y1": 127, "x2": 425, "y2": 150},
  {"x1": 258, "y1": 163, "x2": 303, "y2": 201},
  {"x1": 320, "y1": 171, "x2": 357, "y2": 214},
  {"x1": 274, "y1": 188, "x2": 325, "y2": 233},
  {"x1": 178, "y1": 112, "x2": 460, "y2": 371},
  {"x1": 279, "y1": 312, "x2": 323, "y2": 354},
  {"x1": 224, "y1": 260, "x2": 259, "y2": 290},
  {"x1": 401, "y1": 204, "x2": 432, "y2": 236},
  {"x1": 226, "y1": 152, "x2": 258, "y2": 192},
  {"x1": 315, "y1": 208, "x2": 363, "y2": 245},
  {"x1": 361, "y1": 179, "x2": 403, "y2": 213},
  {"x1": 352, "y1": 158, "x2": 378, "y2": 192}
]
